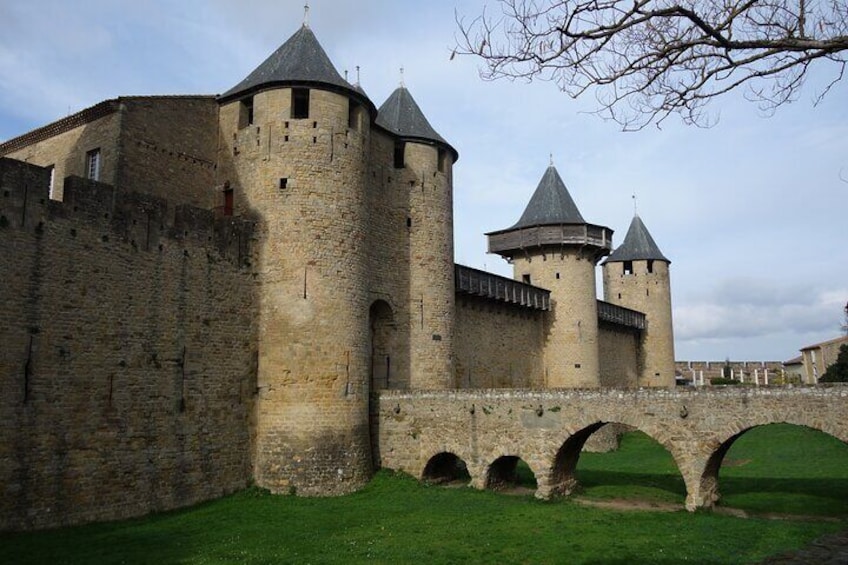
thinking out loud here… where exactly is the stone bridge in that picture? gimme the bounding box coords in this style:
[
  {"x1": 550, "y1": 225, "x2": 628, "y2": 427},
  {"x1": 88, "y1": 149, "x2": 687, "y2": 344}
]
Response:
[{"x1": 374, "y1": 386, "x2": 848, "y2": 510}]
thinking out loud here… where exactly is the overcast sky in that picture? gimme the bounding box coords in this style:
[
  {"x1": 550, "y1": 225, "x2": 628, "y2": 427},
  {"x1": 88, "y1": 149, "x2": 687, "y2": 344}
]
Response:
[{"x1": 1, "y1": 1, "x2": 846, "y2": 362}]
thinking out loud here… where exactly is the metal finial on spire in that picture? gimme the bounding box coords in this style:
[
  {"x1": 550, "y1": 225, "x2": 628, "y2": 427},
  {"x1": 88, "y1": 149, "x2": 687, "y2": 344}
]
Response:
[
  {"x1": 549, "y1": 153, "x2": 554, "y2": 167},
  {"x1": 632, "y1": 192, "x2": 638, "y2": 215},
  {"x1": 356, "y1": 65, "x2": 361, "y2": 85},
  {"x1": 344, "y1": 69, "x2": 348, "y2": 82},
  {"x1": 399, "y1": 66, "x2": 405, "y2": 87},
  {"x1": 303, "y1": 2, "x2": 310, "y2": 27}
]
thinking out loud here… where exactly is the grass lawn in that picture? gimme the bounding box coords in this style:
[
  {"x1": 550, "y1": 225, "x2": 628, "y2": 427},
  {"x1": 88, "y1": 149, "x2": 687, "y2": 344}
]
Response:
[
  {"x1": 577, "y1": 424, "x2": 848, "y2": 518},
  {"x1": 1, "y1": 424, "x2": 846, "y2": 564}
]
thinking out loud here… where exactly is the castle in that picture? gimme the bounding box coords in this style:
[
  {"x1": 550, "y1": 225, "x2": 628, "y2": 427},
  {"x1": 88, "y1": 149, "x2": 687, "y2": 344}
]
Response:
[{"x1": 0, "y1": 22, "x2": 673, "y2": 530}]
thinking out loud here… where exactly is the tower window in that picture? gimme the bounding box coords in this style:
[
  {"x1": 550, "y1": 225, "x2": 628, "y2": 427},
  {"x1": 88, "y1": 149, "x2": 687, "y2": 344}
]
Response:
[
  {"x1": 522, "y1": 274, "x2": 531, "y2": 284},
  {"x1": 348, "y1": 101, "x2": 361, "y2": 130},
  {"x1": 437, "y1": 148, "x2": 447, "y2": 172},
  {"x1": 223, "y1": 187, "x2": 234, "y2": 216},
  {"x1": 647, "y1": 259, "x2": 654, "y2": 273},
  {"x1": 292, "y1": 88, "x2": 309, "y2": 119},
  {"x1": 623, "y1": 261, "x2": 633, "y2": 275},
  {"x1": 555, "y1": 272, "x2": 560, "y2": 279},
  {"x1": 86, "y1": 148, "x2": 101, "y2": 181},
  {"x1": 393, "y1": 141, "x2": 405, "y2": 169},
  {"x1": 239, "y1": 96, "x2": 254, "y2": 128},
  {"x1": 279, "y1": 178, "x2": 288, "y2": 189}
]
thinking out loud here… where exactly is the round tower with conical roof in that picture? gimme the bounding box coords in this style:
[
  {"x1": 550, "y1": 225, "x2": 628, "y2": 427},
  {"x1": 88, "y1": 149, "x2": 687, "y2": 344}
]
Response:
[
  {"x1": 602, "y1": 214, "x2": 675, "y2": 387},
  {"x1": 375, "y1": 86, "x2": 458, "y2": 389},
  {"x1": 216, "y1": 23, "x2": 377, "y2": 495},
  {"x1": 487, "y1": 166, "x2": 613, "y2": 387}
]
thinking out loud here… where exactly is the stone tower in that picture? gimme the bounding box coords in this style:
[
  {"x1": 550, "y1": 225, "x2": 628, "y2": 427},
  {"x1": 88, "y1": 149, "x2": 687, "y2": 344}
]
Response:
[
  {"x1": 376, "y1": 87, "x2": 457, "y2": 389},
  {"x1": 602, "y1": 214, "x2": 675, "y2": 387},
  {"x1": 487, "y1": 166, "x2": 612, "y2": 387},
  {"x1": 216, "y1": 24, "x2": 376, "y2": 495}
]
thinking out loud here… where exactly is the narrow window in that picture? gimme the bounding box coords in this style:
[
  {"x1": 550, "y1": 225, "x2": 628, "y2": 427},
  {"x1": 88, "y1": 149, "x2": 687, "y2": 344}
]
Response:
[
  {"x1": 393, "y1": 141, "x2": 405, "y2": 169},
  {"x1": 223, "y1": 187, "x2": 234, "y2": 216},
  {"x1": 555, "y1": 272, "x2": 560, "y2": 280},
  {"x1": 522, "y1": 274, "x2": 531, "y2": 284},
  {"x1": 647, "y1": 259, "x2": 654, "y2": 273},
  {"x1": 348, "y1": 101, "x2": 360, "y2": 130},
  {"x1": 292, "y1": 88, "x2": 309, "y2": 119},
  {"x1": 437, "y1": 148, "x2": 447, "y2": 172},
  {"x1": 86, "y1": 148, "x2": 101, "y2": 181},
  {"x1": 279, "y1": 178, "x2": 288, "y2": 190},
  {"x1": 46, "y1": 165, "x2": 56, "y2": 199},
  {"x1": 239, "y1": 96, "x2": 254, "y2": 128},
  {"x1": 623, "y1": 261, "x2": 633, "y2": 275}
]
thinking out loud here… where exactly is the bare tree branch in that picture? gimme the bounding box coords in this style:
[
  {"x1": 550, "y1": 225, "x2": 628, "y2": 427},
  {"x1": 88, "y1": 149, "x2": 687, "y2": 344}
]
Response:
[{"x1": 456, "y1": 1, "x2": 848, "y2": 129}]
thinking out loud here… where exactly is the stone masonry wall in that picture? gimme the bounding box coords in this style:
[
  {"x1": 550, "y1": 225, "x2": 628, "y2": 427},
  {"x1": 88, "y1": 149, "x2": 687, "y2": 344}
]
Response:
[
  {"x1": 219, "y1": 87, "x2": 373, "y2": 496},
  {"x1": 117, "y1": 97, "x2": 220, "y2": 209},
  {"x1": 0, "y1": 158, "x2": 257, "y2": 531},
  {"x1": 454, "y1": 295, "x2": 545, "y2": 388},
  {"x1": 1, "y1": 107, "x2": 121, "y2": 201},
  {"x1": 375, "y1": 385, "x2": 848, "y2": 510},
  {"x1": 597, "y1": 324, "x2": 640, "y2": 387}
]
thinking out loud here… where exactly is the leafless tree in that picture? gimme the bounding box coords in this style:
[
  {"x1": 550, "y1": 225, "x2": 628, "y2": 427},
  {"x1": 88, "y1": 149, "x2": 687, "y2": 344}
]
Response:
[{"x1": 456, "y1": 1, "x2": 848, "y2": 129}]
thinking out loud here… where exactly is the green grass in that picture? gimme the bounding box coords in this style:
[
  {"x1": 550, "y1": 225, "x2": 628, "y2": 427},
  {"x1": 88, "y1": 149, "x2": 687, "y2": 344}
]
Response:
[
  {"x1": 577, "y1": 424, "x2": 848, "y2": 517},
  {"x1": 1, "y1": 424, "x2": 846, "y2": 564}
]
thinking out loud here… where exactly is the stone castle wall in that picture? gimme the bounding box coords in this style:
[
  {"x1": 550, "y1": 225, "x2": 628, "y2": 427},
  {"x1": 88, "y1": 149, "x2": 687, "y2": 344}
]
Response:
[
  {"x1": 0, "y1": 158, "x2": 257, "y2": 531},
  {"x1": 454, "y1": 295, "x2": 546, "y2": 388},
  {"x1": 597, "y1": 324, "x2": 640, "y2": 387}
]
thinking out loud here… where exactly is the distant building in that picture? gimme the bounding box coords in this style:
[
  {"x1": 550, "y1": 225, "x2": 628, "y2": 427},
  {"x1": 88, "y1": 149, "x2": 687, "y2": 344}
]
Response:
[{"x1": 800, "y1": 335, "x2": 848, "y2": 383}]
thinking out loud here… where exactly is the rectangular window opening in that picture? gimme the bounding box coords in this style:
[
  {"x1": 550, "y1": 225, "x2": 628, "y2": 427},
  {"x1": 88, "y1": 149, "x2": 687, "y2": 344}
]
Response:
[
  {"x1": 348, "y1": 101, "x2": 360, "y2": 130},
  {"x1": 223, "y1": 188, "x2": 234, "y2": 216},
  {"x1": 623, "y1": 260, "x2": 633, "y2": 275},
  {"x1": 292, "y1": 88, "x2": 309, "y2": 119},
  {"x1": 47, "y1": 165, "x2": 56, "y2": 199},
  {"x1": 647, "y1": 259, "x2": 654, "y2": 273},
  {"x1": 437, "y1": 148, "x2": 447, "y2": 173},
  {"x1": 86, "y1": 148, "x2": 101, "y2": 181},
  {"x1": 393, "y1": 141, "x2": 405, "y2": 169},
  {"x1": 279, "y1": 178, "x2": 288, "y2": 190},
  {"x1": 522, "y1": 274, "x2": 531, "y2": 284},
  {"x1": 239, "y1": 96, "x2": 254, "y2": 128}
]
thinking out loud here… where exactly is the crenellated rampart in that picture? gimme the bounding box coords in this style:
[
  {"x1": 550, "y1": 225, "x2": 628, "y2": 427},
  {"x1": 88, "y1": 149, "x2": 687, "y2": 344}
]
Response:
[{"x1": 0, "y1": 157, "x2": 259, "y2": 531}]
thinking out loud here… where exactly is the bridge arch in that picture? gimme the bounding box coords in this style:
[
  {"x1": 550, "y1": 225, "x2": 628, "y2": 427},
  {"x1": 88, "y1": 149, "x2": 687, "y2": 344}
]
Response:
[
  {"x1": 543, "y1": 420, "x2": 688, "y2": 500},
  {"x1": 422, "y1": 452, "x2": 471, "y2": 485},
  {"x1": 698, "y1": 421, "x2": 848, "y2": 509},
  {"x1": 485, "y1": 455, "x2": 538, "y2": 491}
]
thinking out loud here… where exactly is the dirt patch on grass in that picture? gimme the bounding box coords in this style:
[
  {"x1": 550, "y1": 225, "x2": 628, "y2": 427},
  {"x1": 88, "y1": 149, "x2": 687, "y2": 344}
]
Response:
[
  {"x1": 574, "y1": 497, "x2": 682, "y2": 512},
  {"x1": 721, "y1": 458, "x2": 752, "y2": 467}
]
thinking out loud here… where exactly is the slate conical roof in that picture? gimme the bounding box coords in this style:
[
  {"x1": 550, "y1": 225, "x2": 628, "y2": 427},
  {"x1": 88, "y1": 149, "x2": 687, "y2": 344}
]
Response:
[
  {"x1": 220, "y1": 25, "x2": 357, "y2": 102},
  {"x1": 376, "y1": 86, "x2": 456, "y2": 159},
  {"x1": 606, "y1": 214, "x2": 669, "y2": 263},
  {"x1": 507, "y1": 166, "x2": 585, "y2": 230}
]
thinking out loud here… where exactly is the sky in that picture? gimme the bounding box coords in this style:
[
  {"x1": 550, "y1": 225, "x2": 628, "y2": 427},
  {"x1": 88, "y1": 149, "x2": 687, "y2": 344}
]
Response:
[{"x1": 1, "y1": 0, "x2": 846, "y2": 362}]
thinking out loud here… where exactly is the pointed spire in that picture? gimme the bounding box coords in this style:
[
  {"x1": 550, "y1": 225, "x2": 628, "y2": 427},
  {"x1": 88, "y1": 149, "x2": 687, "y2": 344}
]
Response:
[
  {"x1": 606, "y1": 214, "x2": 670, "y2": 263},
  {"x1": 506, "y1": 165, "x2": 585, "y2": 230},
  {"x1": 220, "y1": 25, "x2": 354, "y2": 102},
  {"x1": 376, "y1": 86, "x2": 445, "y2": 144}
]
